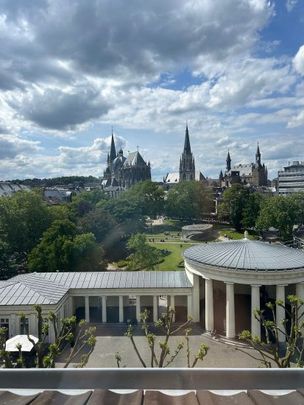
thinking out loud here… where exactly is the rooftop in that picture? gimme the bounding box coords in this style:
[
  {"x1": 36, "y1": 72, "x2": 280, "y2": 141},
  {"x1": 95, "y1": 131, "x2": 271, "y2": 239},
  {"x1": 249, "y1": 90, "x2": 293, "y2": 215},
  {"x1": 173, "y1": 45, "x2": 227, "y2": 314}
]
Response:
[
  {"x1": 184, "y1": 238, "x2": 304, "y2": 271},
  {"x1": 0, "y1": 271, "x2": 191, "y2": 307}
]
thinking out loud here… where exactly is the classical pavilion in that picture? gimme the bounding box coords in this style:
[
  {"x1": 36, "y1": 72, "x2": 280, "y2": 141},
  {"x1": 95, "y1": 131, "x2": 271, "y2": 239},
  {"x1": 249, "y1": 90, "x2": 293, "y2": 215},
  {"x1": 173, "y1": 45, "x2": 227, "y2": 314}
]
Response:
[{"x1": 1, "y1": 236, "x2": 304, "y2": 343}]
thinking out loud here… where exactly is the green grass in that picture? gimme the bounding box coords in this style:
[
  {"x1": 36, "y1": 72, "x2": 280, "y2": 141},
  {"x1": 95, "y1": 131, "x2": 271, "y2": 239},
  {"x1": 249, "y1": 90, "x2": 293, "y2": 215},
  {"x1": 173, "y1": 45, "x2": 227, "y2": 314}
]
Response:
[
  {"x1": 149, "y1": 242, "x2": 193, "y2": 271},
  {"x1": 219, "y1": 229, "x2": 258, "y2": 240}
]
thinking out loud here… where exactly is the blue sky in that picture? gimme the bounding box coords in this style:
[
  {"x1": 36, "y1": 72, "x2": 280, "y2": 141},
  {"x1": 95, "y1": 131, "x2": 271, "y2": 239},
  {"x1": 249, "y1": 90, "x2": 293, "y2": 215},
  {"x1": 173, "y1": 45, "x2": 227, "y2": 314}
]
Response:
[{"x1": 0, "y1": 0, "x2": 304, "y2": 180}]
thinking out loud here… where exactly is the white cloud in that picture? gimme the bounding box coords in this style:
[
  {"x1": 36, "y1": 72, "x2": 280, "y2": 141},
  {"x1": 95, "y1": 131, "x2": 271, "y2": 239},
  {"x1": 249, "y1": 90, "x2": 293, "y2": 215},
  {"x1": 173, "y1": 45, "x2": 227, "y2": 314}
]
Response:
[{"x1": 293, "y1": 45, "x2": 304, "y2": 75}]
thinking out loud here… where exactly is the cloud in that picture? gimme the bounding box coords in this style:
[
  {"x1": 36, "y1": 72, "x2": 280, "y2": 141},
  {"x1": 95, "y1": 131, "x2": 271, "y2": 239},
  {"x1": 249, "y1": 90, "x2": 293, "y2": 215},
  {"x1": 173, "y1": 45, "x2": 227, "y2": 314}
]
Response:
[
  {"x1": 14, "y1": 87, "x2": 111, "y2": 130},
  {"x1": 58, "y1": 135, "x2": 126, "y2": 167},
  {"x1": 293, "y1": 45, "x2": 304, "y2": 75},
  {"x1": 286, "y1": 0, "x2": 298, "y2": 12},
  {"x1": 0, "y1": 135, "x2": 40, "y2": 159}
]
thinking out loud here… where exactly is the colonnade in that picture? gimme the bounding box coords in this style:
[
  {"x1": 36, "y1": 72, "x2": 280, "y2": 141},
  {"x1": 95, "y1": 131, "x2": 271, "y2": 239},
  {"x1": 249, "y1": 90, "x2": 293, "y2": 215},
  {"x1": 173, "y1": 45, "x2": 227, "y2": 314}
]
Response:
[
  {"x1": 82, "y1": 294, "x2": 192, "y2": 323},
  {"x1": 204, "y1": 279, "x2": 304, "y2": 342}
]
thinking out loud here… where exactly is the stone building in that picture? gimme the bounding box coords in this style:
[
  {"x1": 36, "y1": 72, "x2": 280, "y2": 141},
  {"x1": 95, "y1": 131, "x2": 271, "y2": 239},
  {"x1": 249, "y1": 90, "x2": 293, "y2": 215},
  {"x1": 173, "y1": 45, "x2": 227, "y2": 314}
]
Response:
[
  {"x1": 102, "y1": 134, "x2": 151, "y2": 189},
  {"x1": 164, "y1": 125, "x2": 205, "y2": 186},
  {"x1": 220, "y1": 145, "x2": 268, "y2": 188}
]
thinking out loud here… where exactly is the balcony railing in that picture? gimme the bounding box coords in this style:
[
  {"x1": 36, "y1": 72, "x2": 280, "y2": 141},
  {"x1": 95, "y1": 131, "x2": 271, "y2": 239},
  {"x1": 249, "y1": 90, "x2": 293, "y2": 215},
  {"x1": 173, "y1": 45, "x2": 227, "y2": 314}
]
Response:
[{"x1": 0, "y1": 368, "x2": 303, "y2": 390}]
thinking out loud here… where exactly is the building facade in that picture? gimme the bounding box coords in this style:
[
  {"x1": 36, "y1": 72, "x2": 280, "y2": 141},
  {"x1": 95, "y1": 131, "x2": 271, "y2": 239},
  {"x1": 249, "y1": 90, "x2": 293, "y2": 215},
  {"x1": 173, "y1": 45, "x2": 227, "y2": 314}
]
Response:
[
  {"x1": 220, "y1": 145, "x2": 268, "y2": 188},
  {"x1": 164, "y1": 125, "x2": 205, "y2": 186},
  {"x1": 278, "y1": 161, "x2": 304, "y2": 194},
  {"x1": 102, "y1": 134, "x2": 151, "y2": 189}
]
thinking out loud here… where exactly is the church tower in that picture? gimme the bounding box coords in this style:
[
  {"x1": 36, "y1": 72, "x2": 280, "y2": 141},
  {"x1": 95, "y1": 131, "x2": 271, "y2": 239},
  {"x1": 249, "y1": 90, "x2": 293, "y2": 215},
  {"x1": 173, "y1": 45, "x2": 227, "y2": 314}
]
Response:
[
  {"x1": 226, "y1": 151, "x2": 231, "y2": 172},
  {"x1": 256, "y1": 143, "x2": 261, "y2": 166},
  {"x1": 179, "y1": 125, "x2": 195, "y2": 181}
]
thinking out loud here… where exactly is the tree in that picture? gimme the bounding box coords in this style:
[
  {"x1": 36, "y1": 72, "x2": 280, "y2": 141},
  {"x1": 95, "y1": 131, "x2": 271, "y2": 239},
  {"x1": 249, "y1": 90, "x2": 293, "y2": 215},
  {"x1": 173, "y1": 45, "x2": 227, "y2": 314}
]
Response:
[
  {"x1": 127, "y1": 233, "x2": 162, "y2": 270},
  {"x1": 256, "y1": 195, "x2": 298, "y2": 240},
  {"x1": 78, "y1": 207, "x2": 117, "y2": 244},
  {"x1": 116, "y1": 308, "x2": 208, "y2": 368},
  {"x1": 124, "y1": 181, "x2": 165, "y2": 218},
  {"x1": 0, "y1": 191, "x2": 51, "y2": 254},
  {"x1": 238, "y1": 296, "x2": 304, "y2": 368},
  {"x1": 241, "y1": 192, "x2": 265, "y2": 229},
  {"x1": 28, "y1": 219, "x2": 105, "y2": 272},
  {"x1": 0, "y1": 305, "x2": 96, "y2": 368},
  {"x1": 70, "y1": 190, "x2": 108, "y2": 218},
  {"x1": 166, "y1": 181, "x2": 212, "y2": 220},
  {"x1": 218, "y1": 185, "x2": 250, "y2": 231}
]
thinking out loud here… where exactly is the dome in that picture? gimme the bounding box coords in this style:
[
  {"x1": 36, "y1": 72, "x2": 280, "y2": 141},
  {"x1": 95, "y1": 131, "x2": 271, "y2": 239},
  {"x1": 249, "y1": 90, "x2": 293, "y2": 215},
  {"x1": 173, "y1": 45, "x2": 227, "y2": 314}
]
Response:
[
  {"x1": 184, "y1": 238, "x2": 304, "y2": 271},
  {"x1": 112, "y1": 154, "x2": 126, "y2": 170}
]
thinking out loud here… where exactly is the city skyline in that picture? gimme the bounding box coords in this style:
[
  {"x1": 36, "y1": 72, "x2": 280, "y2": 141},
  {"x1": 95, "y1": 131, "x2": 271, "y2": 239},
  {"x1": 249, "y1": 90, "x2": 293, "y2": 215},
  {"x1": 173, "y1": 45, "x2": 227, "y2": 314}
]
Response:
[{"x1": 0, "y1": 1, "x2": 304, "y2": 180}]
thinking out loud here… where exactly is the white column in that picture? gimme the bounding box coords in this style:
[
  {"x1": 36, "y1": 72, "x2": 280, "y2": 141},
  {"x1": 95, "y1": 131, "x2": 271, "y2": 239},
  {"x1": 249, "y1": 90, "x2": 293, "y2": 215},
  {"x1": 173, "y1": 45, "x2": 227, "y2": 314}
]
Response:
[
  {"x1": 48, "y1": 320, "x2": 56, "y2": 343},
  {"x1": 102, "y1": 296, "x2": 107, "y2": 323},
  {"x1": 225, "y1": 282, "x2": 235, "y2": 339},
  {"x1": 296, "y1": 283, "x2": 304, "y2": 327},
  {"x1": 153, "y1": 295, "x2": 158, "y2": 322},
  {"x1": 9, "y1": 314, "x2": 17, "y2": 337},
  {"x1": 29, "y1": 313, "x2": 38, "y2": 337},
  {"x1": 251, "y1": 285, "x2": 261, "y2": 339},
  {"x1": 205, "y1": 279, "x2": 214, "y2": 332},
  {"x1": 136, "y1": 296, "x2": 141, "y2": 322},
  {"x1": 85, "y1": 296, "x2": 90, "y2": 323},
  {"x1": 276, "y1": 284, "x2": 286, "y2": 343},
  {"x1": 170, "y1": 295, "x2": 175, "y2": 322},
  {"x1": 187, "y1": 295, "x2": 193, "y2": 319},
  {"x1": 192, "y1": 274, "x2": 200, "y2": 322},
  {"x1": 119, "y1": 295, "x2": 124, "y2": 323},
  {"x1": 296, "y1": 282, "x2": 304, "y2": 301}
]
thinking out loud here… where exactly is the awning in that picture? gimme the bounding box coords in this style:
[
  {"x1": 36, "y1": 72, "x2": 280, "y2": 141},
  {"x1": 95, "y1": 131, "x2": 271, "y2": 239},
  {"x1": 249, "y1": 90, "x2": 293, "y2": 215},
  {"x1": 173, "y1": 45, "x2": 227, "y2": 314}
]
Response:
[{"x1": 5, "y1": 335, "x2": 38, "y2": 352}]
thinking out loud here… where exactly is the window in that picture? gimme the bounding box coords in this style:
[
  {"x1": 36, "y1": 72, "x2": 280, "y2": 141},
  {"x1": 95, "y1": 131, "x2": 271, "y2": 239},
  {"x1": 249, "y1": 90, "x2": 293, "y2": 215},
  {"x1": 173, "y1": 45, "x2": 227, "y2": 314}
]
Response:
[{"x1": 20, "y1": 318, "x2": 29, "y2": 335}]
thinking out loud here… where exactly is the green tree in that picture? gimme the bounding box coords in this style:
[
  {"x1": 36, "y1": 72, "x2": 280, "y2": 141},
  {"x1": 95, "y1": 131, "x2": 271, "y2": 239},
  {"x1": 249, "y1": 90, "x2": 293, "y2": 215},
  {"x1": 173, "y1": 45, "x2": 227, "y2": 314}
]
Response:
[
  {"x1": 238, "y1": 296, "x2": 304, "y2": 368},
  {"x1": 166, "y1": 181, "x2": 212, "y2": 220},
  {"x1": 218, "y1": 185, "x2": 250, "y2": 231},
  {"x1": 242, "y1": 192, "x2": 265, "y2": 229},
  {"x1": 127, "y1": 233, "x2": 162, "y2": 270},
  {"x1": 78, "y1": 207, "x2": 117, "y2": 244},
  {"x1": 256, "y1": 195, "x2": 297, "y2": 240},
  {"x1": 28, "y1": 219, "x2": 105, "y2": 272},
  {"x1": 124, "y1": 181, "x2": 165, "y2": 218},
  {"x1": 0, "y1": 191, "x2": 51, "y2": 254},
  {"x1": 70, "y1": 190, "x2": 108, "y2": 218}
]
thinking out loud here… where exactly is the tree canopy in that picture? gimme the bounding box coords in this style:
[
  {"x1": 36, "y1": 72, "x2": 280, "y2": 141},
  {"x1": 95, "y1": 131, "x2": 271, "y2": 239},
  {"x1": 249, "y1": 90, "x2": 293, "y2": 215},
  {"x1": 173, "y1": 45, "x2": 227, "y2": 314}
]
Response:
[{"x1": 165, "y1": 181, "x2": 212, "y2": 220}]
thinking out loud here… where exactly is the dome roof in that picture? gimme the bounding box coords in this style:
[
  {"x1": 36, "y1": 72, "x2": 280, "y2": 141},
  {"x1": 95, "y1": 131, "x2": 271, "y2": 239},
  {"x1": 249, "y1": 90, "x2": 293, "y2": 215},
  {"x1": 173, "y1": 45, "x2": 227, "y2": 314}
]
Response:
[
  {"x1": 112, "y1": 154, "x2": 126, "y2": 170},
  {"x1": 184, "y1": 239, "x2": 304, "y2": 271}
]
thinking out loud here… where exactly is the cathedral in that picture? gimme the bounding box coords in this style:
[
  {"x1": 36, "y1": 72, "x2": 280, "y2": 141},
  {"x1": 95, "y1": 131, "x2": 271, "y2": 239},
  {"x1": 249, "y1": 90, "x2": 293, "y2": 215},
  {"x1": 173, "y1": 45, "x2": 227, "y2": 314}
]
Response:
[
  {"x1": 164, "y1": 125, "x2": 205, "y2": 186},
  {"x1": 219, "y1": 144, "x2": 268, "y2": 188},
  {"x1": 102, "y1": 133, "x2": 151, "y2": 189}
]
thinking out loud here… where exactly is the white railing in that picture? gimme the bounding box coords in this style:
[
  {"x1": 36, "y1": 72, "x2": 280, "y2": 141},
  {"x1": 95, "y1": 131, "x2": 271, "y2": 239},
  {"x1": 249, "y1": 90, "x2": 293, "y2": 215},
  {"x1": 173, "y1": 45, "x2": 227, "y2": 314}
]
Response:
[{"x1": 0, "y1": 368, "x2": 303, "y2": 390}]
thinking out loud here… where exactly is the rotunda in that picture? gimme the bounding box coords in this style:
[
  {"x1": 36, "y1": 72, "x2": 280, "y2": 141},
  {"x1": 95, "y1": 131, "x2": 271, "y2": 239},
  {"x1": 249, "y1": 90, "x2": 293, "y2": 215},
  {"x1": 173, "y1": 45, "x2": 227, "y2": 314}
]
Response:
[{"x1": 184, "y1": 236, "x2": 304, "y2": 340}]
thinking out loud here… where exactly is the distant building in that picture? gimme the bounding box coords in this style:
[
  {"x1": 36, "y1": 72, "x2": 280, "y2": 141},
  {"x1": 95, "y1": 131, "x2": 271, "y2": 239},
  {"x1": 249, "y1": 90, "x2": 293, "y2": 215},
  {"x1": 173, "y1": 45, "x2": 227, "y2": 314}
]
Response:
[
  {"x1": 43, "y1": 187, "x2": 77, "y2": 204},
  {"x1": 278, "y1": 161, "x2": 304, "y2": 194},
  {"x1": 164, "y1": 125, "x2": 206, "y2": 186},
  {"x1": 0, "y1": 182, "x2": 30, "y2": 197},
  {"x1": 102, "y1": 133, "x2": 151, "y2": 189},
  {"x1": 220, "y1": 144, "x2": 268, "y2": 188}
]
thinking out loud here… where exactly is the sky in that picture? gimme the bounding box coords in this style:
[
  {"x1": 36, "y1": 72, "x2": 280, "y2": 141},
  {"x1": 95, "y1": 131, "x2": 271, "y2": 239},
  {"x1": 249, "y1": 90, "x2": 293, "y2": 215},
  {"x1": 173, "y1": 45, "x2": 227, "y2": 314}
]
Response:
[{"x1": 0, "y1": 0, "x2": 304, "y2": 181}]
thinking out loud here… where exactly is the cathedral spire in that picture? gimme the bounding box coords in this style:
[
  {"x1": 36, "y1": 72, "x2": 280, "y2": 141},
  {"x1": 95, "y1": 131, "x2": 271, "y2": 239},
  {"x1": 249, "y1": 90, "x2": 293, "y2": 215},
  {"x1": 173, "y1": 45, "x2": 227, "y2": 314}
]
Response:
[
  {"x1": 256, "y1": 142, "x2": 261, "y2": 166},
  {"x1": 183, "y1": 124, "x2": 191, "y2": 154},
  {"x1": 226, "y1": 150, "x2": 231, "y2": 172},
  {"x1": 109, "y1": 130, "x2": 117, "y2": 162}
]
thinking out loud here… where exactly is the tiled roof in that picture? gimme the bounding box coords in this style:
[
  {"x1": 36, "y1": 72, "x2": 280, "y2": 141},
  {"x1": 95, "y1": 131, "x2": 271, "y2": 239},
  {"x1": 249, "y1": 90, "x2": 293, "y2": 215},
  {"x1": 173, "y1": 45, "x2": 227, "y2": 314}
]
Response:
[{"x1": 184, "y1": 239, "x2": 304, "y2": 271}]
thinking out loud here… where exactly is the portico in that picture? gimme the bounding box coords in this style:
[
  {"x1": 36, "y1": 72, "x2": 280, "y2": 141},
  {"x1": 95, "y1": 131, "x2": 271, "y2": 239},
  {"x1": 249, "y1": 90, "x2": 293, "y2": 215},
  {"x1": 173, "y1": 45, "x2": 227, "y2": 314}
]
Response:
[{"x1": 184, "y1": 237, "x2": 304, "y2": 341}]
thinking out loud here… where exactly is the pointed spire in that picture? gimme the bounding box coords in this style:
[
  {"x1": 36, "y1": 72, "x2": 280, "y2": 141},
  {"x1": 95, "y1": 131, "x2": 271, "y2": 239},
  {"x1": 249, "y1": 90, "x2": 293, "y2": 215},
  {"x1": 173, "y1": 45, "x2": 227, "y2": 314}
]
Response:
[
  {"x1": 226, "y1": 150, "x2": 231, "y2": 172},
  {"x1": 110, "y1": 130, "x2": 117, "y2": 162},
  {"x1": 256, "y1": 142, "x2": 261, "y2": 165},
  {"x1": 219, "y1": 170, "x2": 223, "y2": 180},
  {"x1": 183, "y1": 124, "x2": 191, "y2": 154}
]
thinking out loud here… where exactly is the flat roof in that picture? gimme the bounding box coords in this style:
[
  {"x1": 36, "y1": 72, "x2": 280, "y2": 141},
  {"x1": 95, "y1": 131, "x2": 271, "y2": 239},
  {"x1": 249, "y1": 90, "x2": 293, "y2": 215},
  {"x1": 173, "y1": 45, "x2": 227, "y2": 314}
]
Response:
[{"x1": 0, "y1": 271, "x2": 191, "y2": 307}]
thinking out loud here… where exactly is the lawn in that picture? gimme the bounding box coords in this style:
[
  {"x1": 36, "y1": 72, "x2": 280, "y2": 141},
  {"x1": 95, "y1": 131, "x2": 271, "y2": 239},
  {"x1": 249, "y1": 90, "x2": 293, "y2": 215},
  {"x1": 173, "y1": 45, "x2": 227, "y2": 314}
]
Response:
[
  {"x1": 219, "y1": 229, "x2": 258, "y2": 240},
  {"x1": 149, "y1": 241, "x2": 194, "y2": 271}
]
